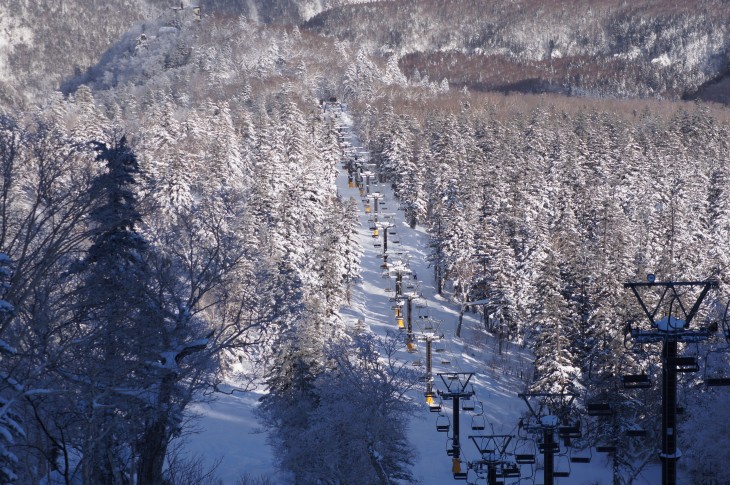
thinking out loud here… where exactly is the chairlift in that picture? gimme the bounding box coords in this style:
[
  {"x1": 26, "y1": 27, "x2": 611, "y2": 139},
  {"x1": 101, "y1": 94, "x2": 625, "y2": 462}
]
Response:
[
  {"x1": 514, "y1": 437, "x2": 537, "y2": 464},
  {"x1": 596, "y1": 445, "x2": 616, "y2": 453},
  {"x1": 553, "y1": 454, "x2": 571, "y2": 478},
  {"x1": 627, "y1": 428, "x2": 647, "y2": 437},
  {"x1": 558, "y1": 422, "x2": 581, "y2": 439},
  {"x1": 622, "y1": 373, "x2": 651, "y2": 389},
  {"x1": 452, "y1": 459, "x2": 468, "y2": 480},
  {"x1": 570, "y1": 447, "x2": 592, "y2": 464},
  {"x1": 372, "y1": 228, "x2": 379, "y2": 238},
  {"x1": 462, "y1": 399, "x2": 476, "y2": 411},
  {"x1": 500, "y1": 463, "x2": 521, "y2": 479},
  {"x1": 446, "y1": 438, "x2": 455, "y2": 456},
  {"x1": 471, "y1": 414, "x2": 486, "y2": 431},
  {"x1": 436, "y1": 415, "x2": 451, "y2": 432},
  {"x1": 515, "y1": 453, "x2": 536, "y2": 465},
  {"x1": 585, "y1": 401, "x2": 612, "y2": 416},
  {"x1": 704, "y1": 349, "x2": 730, "y2": 386},
  {"x1": 440, "y1": 357, "x2": 452, "y2": 365},
  {"x1": 433, "y1": 342, "x2": 446, "y2": 353},
  {"x1": 538, "y1": 442, "x2": 560, "y2": 453},
  {"x1": 397, "y1": 317, "x2": 405, "y2": 329},
  {"x1": 412, "y1": 359, "x2": 423, "y2": 367},
  {"x1": 671, "y1": 356, "x2": 700, "y2": 373},
  {"x1": 429, "y1": 398, "x2": 442, "y2": 413},
  {"x1": 407, "y1": 341, "x2": 417, "y2": 353}
]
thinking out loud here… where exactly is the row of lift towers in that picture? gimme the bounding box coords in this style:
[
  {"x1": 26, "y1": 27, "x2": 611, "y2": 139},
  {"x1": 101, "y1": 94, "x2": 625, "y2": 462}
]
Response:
[{"x1": 334, "y1": 102, "x2": 730, "y2": 485}]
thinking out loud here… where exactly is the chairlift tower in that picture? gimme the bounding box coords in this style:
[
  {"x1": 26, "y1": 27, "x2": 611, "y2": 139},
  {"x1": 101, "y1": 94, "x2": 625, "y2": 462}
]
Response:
[
  {"x1": 623, "y1": 276, "x2": 718, "y2": 485},
  {"x1": 518, "y1": 393, "x2": 577, "y2": 485},
  {"x1": 438, "y1": 372, "x2": 475, "y2": 478},
  {"x1": 469, "y1": 435, "x2": 518, "y2": 485},
  {"x1": 416, "y1": 320, "x2": 443, "y2": 405}
]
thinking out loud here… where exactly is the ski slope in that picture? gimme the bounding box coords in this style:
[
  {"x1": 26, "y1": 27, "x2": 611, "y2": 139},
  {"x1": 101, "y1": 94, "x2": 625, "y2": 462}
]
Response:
[{"x1": 183, "y1": 105, "x2": 666, "y2": 484}]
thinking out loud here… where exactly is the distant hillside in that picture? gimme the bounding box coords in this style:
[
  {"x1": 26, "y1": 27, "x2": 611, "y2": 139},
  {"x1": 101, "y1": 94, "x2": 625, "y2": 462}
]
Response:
[
  {"x1": 0, "y1": 0, "x2": 178, "y2": 109},
  {"x1": 0, "y1": 0, "x2": 381, "y2": 110},
  {"x1": 303, "y1": 0, "x2": 730, "y2": 101}
]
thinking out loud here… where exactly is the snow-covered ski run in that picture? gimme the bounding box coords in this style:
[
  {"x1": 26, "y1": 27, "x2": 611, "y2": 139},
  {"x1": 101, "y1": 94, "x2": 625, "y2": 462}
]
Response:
[{"x1": 184, "y1": 103, "x2": 664, "y2": 485}]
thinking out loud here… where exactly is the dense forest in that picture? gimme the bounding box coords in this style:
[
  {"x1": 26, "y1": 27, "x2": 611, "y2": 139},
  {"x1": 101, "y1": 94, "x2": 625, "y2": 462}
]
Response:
[{"x1": 1, "y1": 1, "x2": 730, "y2": 484}]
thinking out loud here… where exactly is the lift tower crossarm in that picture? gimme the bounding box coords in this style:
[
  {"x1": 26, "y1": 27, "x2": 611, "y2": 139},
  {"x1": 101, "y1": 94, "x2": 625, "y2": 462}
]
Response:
[
  {"x1": 624, "y1": 280, "x2": 718, "y2": 329},
  {"x1": 623, "y1": 278, "x2": 718, "y2": 485}
]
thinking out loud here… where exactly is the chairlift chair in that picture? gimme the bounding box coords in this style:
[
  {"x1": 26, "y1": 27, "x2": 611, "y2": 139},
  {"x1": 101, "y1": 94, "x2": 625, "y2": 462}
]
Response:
[
  {"x1": 538, "y1": 442, "x2": 560, "y2": 453},
  {"x1": 436, "y1": 414, "x2": 451, "y2": 432},
  {"x1": 704, "y1": 348, "x2": 730, "y2": 386},
  {"x1": 622, "y1": 373, "x2": 652, "y2": 389},
  {"x1": 500, "y1": 463, "x2": 521, "y2": 479},
  {"x1": 596, "y1": 445, "x2": 617, "y2": 453},
  {"x1": 446, "y1": 438, "x2": 455, "y2": 456},
  {"x1": 570, "y1": 447, "x2": 592, "y2": 464},
  {"x1": 462, "y1": 399, "x2": 476, "y2": 411},
  {"x1": 627, "y1": 428, "x2": 647, "y2": 437},
  {"x1": 452, "y1": 459, "x2": 468, "y2": 480},
  {"x1": 585, "y1": 401, "x2": 612, "y2": 416},
  {"x1": 514, "y1": 437, "x2": 537, "y2": 464},
  {"x1": 471, "y1": 415, "x2": 486, "y2": 431},
  {"x1": 558, "y1": 422, "x2": 581, "y2": 439},
  {"x1": 671, "y1": 356, "x2": 700, "y2": 373},
  {"x1": 515, "y1": 453, "x2": 536, "y2": 465}
]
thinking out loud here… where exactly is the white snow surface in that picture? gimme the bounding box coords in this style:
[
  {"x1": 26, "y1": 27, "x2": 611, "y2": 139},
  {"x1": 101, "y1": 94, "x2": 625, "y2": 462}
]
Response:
[{"x1": 182, "y1": 107, "x2": 667, "y2": 484}]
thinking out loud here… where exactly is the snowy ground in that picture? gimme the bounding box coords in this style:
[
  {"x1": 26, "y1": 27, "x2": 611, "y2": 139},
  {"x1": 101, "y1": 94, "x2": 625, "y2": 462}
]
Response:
[{"x1": 183, "y1": 107, "x2": 666, "y2": 484}]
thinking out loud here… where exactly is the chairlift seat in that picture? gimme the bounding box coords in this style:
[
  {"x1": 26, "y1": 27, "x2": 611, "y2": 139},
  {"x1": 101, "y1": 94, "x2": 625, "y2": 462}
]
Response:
[
  {"x1": 706, "y1": 377, "x2": 730, "y2": 386},
  {"x1": 453, "y1": 472, "x2": 468, "y2": 480},
  {"x1": 462, "y1": 400, "x2": 476, "y2": 411},
  {"x1": 515, "y1": 454, "x2": 536, "y2": 464},
  {"x1": 570, "y1": 456, "x2": 591, "y2": 463},
  {"x1": 623, "y1": 374, "x2": 651, "y2": 389},
  {"x1": 553, "y1": 471, "x2": 570, "y2": 478},
  {"x1": 429, "y1": 404, "x2": 442, "y2": 413},
  {"x1": 596, "y1": 445, "x2": 616, "y2": 453},
  {"x1": 627, "y1": 429, "x2": 647, "y2": 437},
  {"x1": 538, "y1": 442, "x2": 560, "y2": 453},
  {"x1": 558, "y1": 424, "x2": 581, "y2": 438},
  {"x1": 586, "y1": 402, "x2": 612, "y2": 416},
  {"x1": 672, "y1": 356, "x2": 699, "y2": 372}
]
